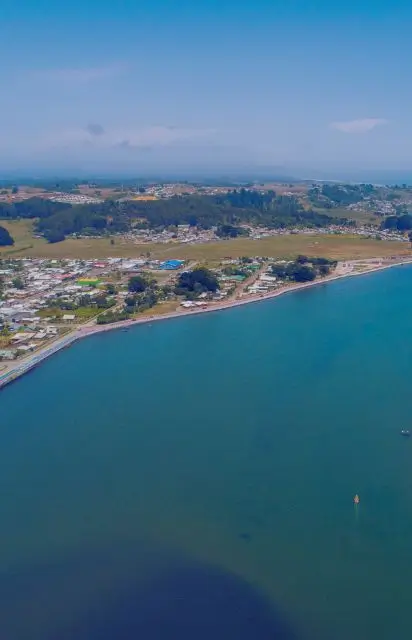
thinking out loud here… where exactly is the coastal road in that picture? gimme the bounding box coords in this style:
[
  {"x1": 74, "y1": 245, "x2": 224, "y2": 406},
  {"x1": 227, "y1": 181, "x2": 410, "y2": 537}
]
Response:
[{"x1": 3, "y1": 257, "x2": 410, "y2": 389}]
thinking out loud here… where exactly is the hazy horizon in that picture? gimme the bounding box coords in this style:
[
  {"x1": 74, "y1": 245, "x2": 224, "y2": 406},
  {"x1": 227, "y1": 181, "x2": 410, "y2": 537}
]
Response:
[
  {"x1": 3, "y1": 166, "x2": 412, "y2": 186},
  {"x1": 3, "y1": 0, "x2": 412, "y2": 178}
]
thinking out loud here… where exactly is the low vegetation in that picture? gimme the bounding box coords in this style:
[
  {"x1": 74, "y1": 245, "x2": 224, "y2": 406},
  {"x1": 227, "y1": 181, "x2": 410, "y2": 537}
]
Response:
[
  {"x1": 38, "y1": 293, "x2": 116, "y2": 321},
  {"x1": 97, "y1": 275, "x2": 172, "y2": 324},
  {"x1": 96, "y1": 310, "x2": 130, "y2": 325}
]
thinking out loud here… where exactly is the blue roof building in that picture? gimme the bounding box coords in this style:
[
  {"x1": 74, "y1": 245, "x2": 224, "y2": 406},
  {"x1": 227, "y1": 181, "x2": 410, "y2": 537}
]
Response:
[{"x1": 159, "y1": 260, "x2": 184, "y2": 270}]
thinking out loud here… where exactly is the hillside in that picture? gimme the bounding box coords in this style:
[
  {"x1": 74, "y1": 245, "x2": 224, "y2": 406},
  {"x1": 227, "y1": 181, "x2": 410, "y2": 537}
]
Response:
[{"x1": 0, "y1": 190, "x2": 351, "y2": 243}]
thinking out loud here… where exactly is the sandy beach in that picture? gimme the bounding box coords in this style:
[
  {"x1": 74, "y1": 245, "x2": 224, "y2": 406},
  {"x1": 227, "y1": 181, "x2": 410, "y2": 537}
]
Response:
[{"x1": 1, "y1": 257, "x2": 411, "y2": 390}]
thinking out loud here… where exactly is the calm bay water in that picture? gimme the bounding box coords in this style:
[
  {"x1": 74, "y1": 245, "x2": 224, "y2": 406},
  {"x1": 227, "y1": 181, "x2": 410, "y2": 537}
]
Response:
[{"x1": 2, "y1": 266, "x2": 412, "y2": 639}]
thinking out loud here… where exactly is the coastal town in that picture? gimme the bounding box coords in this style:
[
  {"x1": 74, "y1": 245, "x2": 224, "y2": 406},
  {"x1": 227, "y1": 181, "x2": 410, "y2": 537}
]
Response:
[
  {"x1": 2, "y1": 179, "x2": 412, "y2": 387},
  {"x1": 5, "y1": 2, "x2": 412, "y2": 637},
  {"x1": 1, "y1": 251, "x2": 411, "y2": 389},
  {"x1": 120, "y1": 222, "x2": 409, "y2": 246},
  {"x1": 2, "y1": 179, "x2": 412, "y2": 248}
]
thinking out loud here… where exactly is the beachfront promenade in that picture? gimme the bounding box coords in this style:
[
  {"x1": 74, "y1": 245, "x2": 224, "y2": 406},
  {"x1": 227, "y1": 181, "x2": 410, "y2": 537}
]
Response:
[
  {"x1": 0, "y1": 322, "x2": 130, "y2": 389},
  {"x1": 0, "y1": 333, "x2": 78, "y2": 388}
]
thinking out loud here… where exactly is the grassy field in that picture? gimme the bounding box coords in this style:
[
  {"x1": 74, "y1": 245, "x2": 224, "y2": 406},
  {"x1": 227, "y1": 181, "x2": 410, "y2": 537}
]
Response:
[
  {"x1": 0, "y1": 336, "x2": 12, "y2": 348},
  {"x1": 37, "y1": 306, "x2": 101, "y2": 320},
  {"x1": 133, "y1": 299, "x2": 180, "y2": 318},
  {"x1": 0, "y1": 220, "x2": 410, "y2": 261},
  {"x1": 310, "y1": 206, "x2": 378, "y2": 225}
]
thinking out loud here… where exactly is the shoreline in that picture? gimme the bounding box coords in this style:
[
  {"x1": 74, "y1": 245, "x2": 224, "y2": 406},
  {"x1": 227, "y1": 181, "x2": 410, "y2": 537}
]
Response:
[{"x1": 1, "y1": 257, "x2": 411, "y2": 390}]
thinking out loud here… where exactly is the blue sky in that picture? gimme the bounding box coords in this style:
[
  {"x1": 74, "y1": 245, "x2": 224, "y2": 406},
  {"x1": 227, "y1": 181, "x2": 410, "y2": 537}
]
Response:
[{"x1": 2, "y1": 0, "x2": 412, "y2": 178}]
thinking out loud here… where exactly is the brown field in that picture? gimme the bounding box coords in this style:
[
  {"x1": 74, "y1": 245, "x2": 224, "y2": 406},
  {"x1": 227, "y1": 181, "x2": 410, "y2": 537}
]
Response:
[
  {"x1": 321, "y1": 206, "x2": 378, "y2": 225},
  {"x1": 13, "y1": 187, "x2": 45, "y2": 196},
  {"x1": 300, "y1": 203, "x2": 377, "y2": 226},
  {"x1": 130, "y1": 195, "x2": 158, "y2": 201},
  {"x1": 134, "y1": 299, "x2": 180, "y2": 318},
  {"x1": 3, "y1": 185, "x2": 124, "y2": 201},
  {"x1": 0, "y1": 220, "x2": 410, "y2": 262},
  {"x1": 77, "y1": 186, "x2": 124, "y2": 199},
  {"x1": 260, "y1": 183, "x2": 308, "y2": 194}
]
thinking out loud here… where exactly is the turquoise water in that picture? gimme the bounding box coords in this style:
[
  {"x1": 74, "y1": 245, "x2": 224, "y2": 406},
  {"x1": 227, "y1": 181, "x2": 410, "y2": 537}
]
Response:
[{"x1": 2, "y1": 266, "x2": 412, "y2": 639}]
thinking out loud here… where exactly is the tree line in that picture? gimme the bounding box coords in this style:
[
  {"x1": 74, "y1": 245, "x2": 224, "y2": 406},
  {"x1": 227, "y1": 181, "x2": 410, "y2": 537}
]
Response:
[
  {"x1": 0, "y1": 225, "x2": 14, "y2": 246},
  {"x1": 381, "y1": 214, "x2": 412, "y2": 231},
  {"x1": 0, "y1": 190, "x2": 352, "y2": 243},
  {"x1": 309, "y1": 183, "x2": 376, "y2": 207},
  {"x1": 175, "y1": 267, "x2": 220, "y2": 298},
  {"x1": 270, "y1": 256, "x2": 337, "y2": 282}
]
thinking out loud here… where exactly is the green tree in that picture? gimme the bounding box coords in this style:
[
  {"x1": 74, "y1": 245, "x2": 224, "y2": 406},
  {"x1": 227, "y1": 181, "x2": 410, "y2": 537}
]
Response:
[
  {"x1": 12, "y1": 277, "x2": 24, "y2": 289},
  {"x1": 105, "y1": 283, "x2": 116, "y2": 295},
  {"x1": 270, "y1": 263, "x2": 287, "y2": 278},
  {"x1": 160, "y1": 284, "x2": 173, "y2": 298},
  {"x1": 289, "y1": 264, "x2": 316, "y2": 282},
  {"x1": 128, "y1": 275, "x2": 149, "y2": 293},
  {"x1": 216, "y1": 224, "x2": 242, "y2": 238},
  {"x1": 95, "y1": 295, "x2": 114, "y2": 309},
  {"x1": 318, "y1": 264, "x2": 330, "y2": 277},
  {"x1": 125, "y1": 295, "x2": 137, "y2": 307},
  {"x1": 0, "y1": 324, "x2": 10, "y2": 336},
  {"x1": 44, "y1": 229, "x2": 66, "y2": 243},
  {"x1": 382, "y1": 214, "x2": 412, "y2": 231},
  {"x1": 0, "y1": 225, "x2": 14, "y2": 246},
  {"x1": 175, "y1": 267, "x2": 219, "y2": 296}
]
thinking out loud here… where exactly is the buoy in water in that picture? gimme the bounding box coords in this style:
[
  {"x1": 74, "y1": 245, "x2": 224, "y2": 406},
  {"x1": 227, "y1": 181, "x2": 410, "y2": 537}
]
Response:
[{"x1": 354, "y1": 494, "x2": 360, "y2": 504}]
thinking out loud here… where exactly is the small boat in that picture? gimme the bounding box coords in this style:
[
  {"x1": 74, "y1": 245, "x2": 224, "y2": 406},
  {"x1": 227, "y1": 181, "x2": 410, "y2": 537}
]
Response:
[
  {"x1": 401, "y1": 429, "x2": 410, "y2": 437},
  {"x1": 353, "y1": 494, "x2": 360, "y2": 505}
]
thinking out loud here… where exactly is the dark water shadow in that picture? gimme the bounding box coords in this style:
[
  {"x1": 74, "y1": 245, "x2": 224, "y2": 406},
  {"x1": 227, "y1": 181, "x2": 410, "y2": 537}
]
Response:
[
  {"x1": 61, "y1": 563, "x2": 298, "y2": 640},
  {"x1": 0, "y1": 545, "x2": 298, "y2": 640}
]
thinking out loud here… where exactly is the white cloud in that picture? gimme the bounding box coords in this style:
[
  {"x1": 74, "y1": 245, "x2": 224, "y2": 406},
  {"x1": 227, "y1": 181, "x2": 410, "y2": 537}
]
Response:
[
  {"x1": 41, "y1": 124, "x2": 216, "y2": 151},
  {"x1": 329, "y1": 118, "x2": 388, "y2": 134},
  {"x1": 117, "y1": 125, "x2": 216, "y2": 148},
  {"x1": 29, "y1": 63, "x2": 126, "y2": 85}
]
